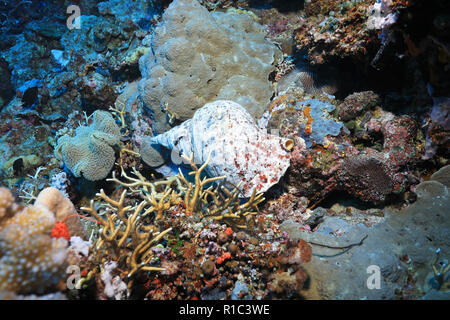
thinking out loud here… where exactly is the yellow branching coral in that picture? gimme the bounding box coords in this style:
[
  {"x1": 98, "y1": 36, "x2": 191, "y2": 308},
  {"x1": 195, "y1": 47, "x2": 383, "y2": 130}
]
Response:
[
  {"x1": 81, "y1": 189, "x2": 172, "y2": 278},
  {"x1": 109, "y1": 165, "x2": 183, "y2": 193},
  {"x1": 163, "y1": 103, "x2": 178, "y2": 125},
  {"x1": 431, "y1": 249, "x2": 450, "y2": 292},
  {"x1": 0, "y1": 188, "x2": 68, "y2": 295},
  {"x1": 142, "y1": 188, "x2": 181, "y2": 221},
  {"x1": 177, "y1": 153, "x2": 226, "y2": 214},
  {"x1": 202, "y1": 183, "x2": 265, "y2": 229},
  {"x1": 108, "y1": 164, "x2": 186, "y2": 219},
  {"x1": 109, "y1": 103, "x2": 127, "y2": 131},
  {"x1": 74, "y1": 149, "x2": 266, "y2": 290},
  {"x1": 106, "y1": 151, "x2": 264, "y2": 229}
]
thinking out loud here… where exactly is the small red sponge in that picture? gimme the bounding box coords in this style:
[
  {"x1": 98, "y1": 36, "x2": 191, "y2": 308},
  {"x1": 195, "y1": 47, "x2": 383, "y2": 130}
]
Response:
[{"x1": 51, "y1": 221, "x2": 70, "y2": 241}]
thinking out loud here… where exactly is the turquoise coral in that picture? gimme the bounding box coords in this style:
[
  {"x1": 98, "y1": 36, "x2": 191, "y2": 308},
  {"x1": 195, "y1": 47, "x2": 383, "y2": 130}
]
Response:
[{"x1": 54, "y1": 110, "x2": 120, "y2": 181}]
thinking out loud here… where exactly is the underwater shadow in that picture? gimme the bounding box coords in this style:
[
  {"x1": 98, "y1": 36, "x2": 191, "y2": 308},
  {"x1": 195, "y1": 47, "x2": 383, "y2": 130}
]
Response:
[{"x1": 249, "y1": 0, "x2": 305, "y2": 12}]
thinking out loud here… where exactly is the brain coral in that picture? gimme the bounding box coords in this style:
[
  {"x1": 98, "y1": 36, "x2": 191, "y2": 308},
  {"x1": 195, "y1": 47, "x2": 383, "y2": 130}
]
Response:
[
  {"x1": 0, "y1": 188, "x2": 68, "y2": 295},
  {"x1": 138, "y1": 0, "x2": 282, "y2": 134},
  {"x1": 55, "y1": 110, "x2": 120, "y2": 181}
]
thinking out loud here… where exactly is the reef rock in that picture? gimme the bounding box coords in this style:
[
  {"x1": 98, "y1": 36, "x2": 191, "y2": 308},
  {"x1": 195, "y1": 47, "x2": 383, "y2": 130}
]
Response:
[
  {"x1": 138, "y1": 0, "x2": 282, "y2": 134},
  {"x1": 423, "y1": 97, "x2": 449, "y2": 160},
  {"x1": 282, "y1": 168, "x2": 450, "y2": 299},
  {"x1": 141, "y1": 100, "x2": 294, "y2": 197},
  {"x1": 337, "y1": 91, "x2": 380, "y2": 122}
]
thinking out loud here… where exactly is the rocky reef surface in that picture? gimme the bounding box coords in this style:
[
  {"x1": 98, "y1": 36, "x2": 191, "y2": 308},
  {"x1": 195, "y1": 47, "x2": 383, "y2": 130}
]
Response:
[{"x1": 0, "y1": 0, "x2": 448, "y2": 300}]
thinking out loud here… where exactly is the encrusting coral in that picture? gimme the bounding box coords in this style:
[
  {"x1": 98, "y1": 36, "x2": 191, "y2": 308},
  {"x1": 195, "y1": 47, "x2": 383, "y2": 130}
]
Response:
[{"x1": 54, "y1": 110, "x2": 121, "y2": 181}]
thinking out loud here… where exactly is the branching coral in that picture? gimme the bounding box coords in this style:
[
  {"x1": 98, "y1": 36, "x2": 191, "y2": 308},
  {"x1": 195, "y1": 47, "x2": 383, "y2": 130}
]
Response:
[
  {"x1": 177, "y1": 153, "x2": 225, "y2": 215},
  {"x1": 142, "y1": 189, "x2": 181, "y2": 221},
  {"x1": 107, "y1": 165, "x2": 186, "y2": 221},
  {"x1": 430, "y1": 248, "x2": 450, "y2": 292},
  {"x1": 177, "y1": 152, "x2": 266, "y2": 228},
  {"x1": 77, "y1": 148, "x2": 266, "y2": 293},
  {"x1": 108, "y1": 150, "x2": 264, "y2": 227},
  {"x1": 81, "y1": 189, "x2": 172, "y2": 278},
  {"x1": 202, "y1": 183, "x2": 264, "y2": 229},
  {"x1": 109, "y1": 103, "x2": 128, "y2": 135}
]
